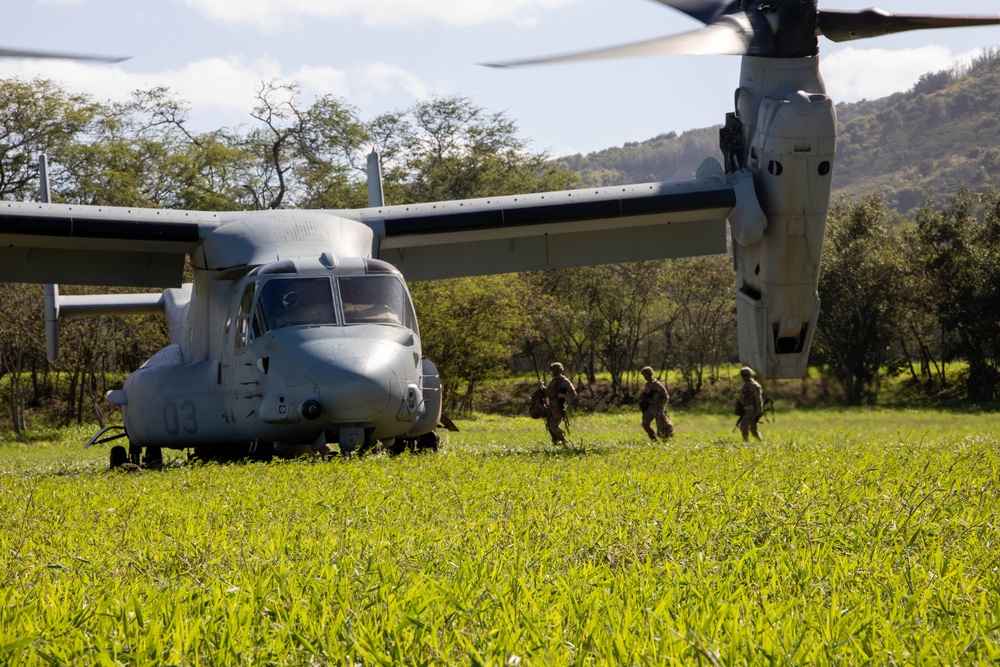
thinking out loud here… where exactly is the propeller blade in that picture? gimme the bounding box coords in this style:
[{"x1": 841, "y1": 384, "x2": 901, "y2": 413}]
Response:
[
  {"x1": 646, "y1": 0, "x2": 741, "y2": 26},
  {"x1": 818, "y1": 9, "x2": 1000, "y2": 43},
  {"x1": 0, "y1": 47, "x2": 128, "y2": 63},
  {"x1": 483, "y1": 18, "x2": 752, "y2": 68}
]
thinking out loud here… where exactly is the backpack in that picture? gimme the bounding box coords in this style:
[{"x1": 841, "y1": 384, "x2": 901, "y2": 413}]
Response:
[{"x1": 529, "y1": 386, "x2": 548, "y2": 419}]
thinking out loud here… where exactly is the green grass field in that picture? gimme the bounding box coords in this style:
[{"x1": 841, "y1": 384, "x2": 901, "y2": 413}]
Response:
[{"x1": 2, "y1": 409, "x2": 999, "y2": 665}]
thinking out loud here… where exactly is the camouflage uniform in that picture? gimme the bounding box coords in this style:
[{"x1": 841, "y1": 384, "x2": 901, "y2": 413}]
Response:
[
  {"x1": 737, "y1": 367, "x2": 764, "y2": 442},
  {"x1": 639, "y1": 367, "x2": 674, "y2": 440},
  {"x1": 541, "y1": 363, "x2": 576, "y2": 444}
]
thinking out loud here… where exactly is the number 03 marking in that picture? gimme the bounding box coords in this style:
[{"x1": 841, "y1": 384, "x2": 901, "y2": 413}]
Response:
[{"x1": 164, "y1": 400, "x2": 198, "y2": 435}]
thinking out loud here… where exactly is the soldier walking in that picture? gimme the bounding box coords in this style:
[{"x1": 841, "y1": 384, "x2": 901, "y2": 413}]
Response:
[
  {"x1": 736, "y1": 366, "x2": 764, "y2": 442},
  {"x1": 638, "y1": 366, "x2": 674, "y2": 441},
  {"x1": 539, "y1": 362, "x2": 576, "y2": 445}
]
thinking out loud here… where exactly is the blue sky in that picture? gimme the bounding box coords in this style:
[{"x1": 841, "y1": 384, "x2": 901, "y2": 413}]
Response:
[{"x1": 2, "y1": 0, "x2": 1000, "y2": 157}]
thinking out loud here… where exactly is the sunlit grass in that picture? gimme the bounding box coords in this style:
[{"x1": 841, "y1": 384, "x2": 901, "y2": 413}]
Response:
[{"x1": 2, "y1": 409, "x2": 999, "y2": 664}]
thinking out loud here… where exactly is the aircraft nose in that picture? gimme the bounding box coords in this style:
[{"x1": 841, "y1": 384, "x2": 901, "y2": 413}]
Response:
[{"x1": 305, "y1": 355, "x2": 396, "y2": 420}]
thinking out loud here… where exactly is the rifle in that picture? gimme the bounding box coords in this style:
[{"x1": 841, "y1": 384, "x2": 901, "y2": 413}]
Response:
[
  {"x1": 732, "y1": 411, "x2": 761, "y2": 433},
  {"x1": 560, "y1": 399, "x2": 571, "y2": 436},
  {"x1": 761, "y1": 397, "x2": 775, "y2": 423},
  {"x1": 732, "y1": 398, "x2": 775, "y2": 431}
]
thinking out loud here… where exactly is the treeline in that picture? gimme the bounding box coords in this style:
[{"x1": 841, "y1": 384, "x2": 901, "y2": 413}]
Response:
[
  {"x1": 553, "y1": 128, "x2": 719, "y2": 187},
  {"x1": 1, "y1": 75, "x2": 999, "y2": 431}
]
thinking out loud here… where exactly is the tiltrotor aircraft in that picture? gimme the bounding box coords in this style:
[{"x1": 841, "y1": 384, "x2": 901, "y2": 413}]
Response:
[{"x1": 1, "y1": 0, "x2": 998, "y2": 465}]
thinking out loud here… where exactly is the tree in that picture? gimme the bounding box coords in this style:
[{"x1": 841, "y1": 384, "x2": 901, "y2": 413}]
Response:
[
  {"x1": 916, "y1": 188, "x2": 1000, "y2": 402},
  {"x1": 0, "y1": 77, "x2": 97, "y2": 201},
  {"x1": 896, "y1": 224, "x2": 949, "y2": 391},
  {"x1": 378, "y1": 95, "x2": 579, "y2": 204},
  {"x1": 520, "y1": 269, "x2": 600, "y2": 387},
  {"x1": 662, "y1": 256, "x2": 736, "y2": 399},
  {"x1": 123, "y1": 87, "x2": 259, "y2": 211},
  {"x1": 523, "y1": 263, "x2": 671, "y2": 402},
  {"x1": 583, "y1": 263, "x2": 668, "y2": 401},
  {"x1": 0, "y1": 284, "x2": 44, "y2": 432},
  {"x1": 409, "y1": 275, "x2": 532, "y2": 414},
  {"x1": 294, "y1": 94, "x2": 369, "y2": 209},
  {"x1": 815, "y1": 195, "x2": 906, "y2": 405}
]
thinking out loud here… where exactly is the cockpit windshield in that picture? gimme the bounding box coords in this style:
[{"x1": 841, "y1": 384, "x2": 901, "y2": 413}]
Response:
[
  {"x1": 338, "y1": 275, "x2": 417, "y2": 330},
  {"x1": 257, "y1": 277, "x2": 338, "y2": 331},
  {"x1": 236, "y1": 273, "x2": 418, "y2": 347}
]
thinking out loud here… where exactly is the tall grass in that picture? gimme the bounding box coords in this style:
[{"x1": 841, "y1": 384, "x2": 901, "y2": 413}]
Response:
[{"x1": 1, "y1": 410, "x2": 998, "y2": 664}]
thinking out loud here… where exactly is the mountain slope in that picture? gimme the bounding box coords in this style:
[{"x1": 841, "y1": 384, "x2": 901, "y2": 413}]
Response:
[{"x1": 554, "y1": 49, "x2": 1000, "y2": 214}]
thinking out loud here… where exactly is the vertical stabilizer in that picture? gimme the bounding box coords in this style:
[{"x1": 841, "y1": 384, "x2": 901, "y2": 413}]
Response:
[{"x1": 367, "y1": 148, "x2": 385, "y2": 208}]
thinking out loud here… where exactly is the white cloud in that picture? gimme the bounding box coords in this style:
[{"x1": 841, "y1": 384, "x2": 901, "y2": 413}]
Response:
[
  {"x1": 182, "y1": 0, "x2": 579, "y2": 31},
  {"x1": 360, "y1": 63, "x2": 432, "y2": 100},
  {"x1": 822, "y1": 45, "x2": 981, "y2": 102}
]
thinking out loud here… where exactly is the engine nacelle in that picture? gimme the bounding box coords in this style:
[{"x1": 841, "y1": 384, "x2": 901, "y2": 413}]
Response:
[{"x1": 731, "y1": 56, "x2": 836, "y2": 378}]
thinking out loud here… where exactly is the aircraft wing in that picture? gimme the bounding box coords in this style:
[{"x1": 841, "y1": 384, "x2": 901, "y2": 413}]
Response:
[
  {"x1": 1, "y1": 174, "x2": 735, "y2": 286},
  {"x1": 335, "y1": 176, "x2": 734, "y2": 281},
  {"x1": 0, "y1": 202, "x2": 225, "y2": 286}
]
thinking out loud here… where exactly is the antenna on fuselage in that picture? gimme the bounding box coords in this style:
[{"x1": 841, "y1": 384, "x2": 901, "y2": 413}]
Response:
[{"x1": 367, "y1": 147, "x2": 385, "y2": 208}]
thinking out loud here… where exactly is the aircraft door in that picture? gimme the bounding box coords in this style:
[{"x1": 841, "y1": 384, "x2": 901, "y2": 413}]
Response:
[{"x1": 226, "y1": 281, "x2": 264, "y2": 431}]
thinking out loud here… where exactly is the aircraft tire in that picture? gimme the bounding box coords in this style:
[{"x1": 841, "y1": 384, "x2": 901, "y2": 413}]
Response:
[
  {"x1": 110, "y1": 445, "x2": 128, "y2": 469},
  {"x1": 142, "y1": 446, "x2": 163, "y2": 467},
  {"x1": 416, "y1": 431, "x2": 440, "y2": 452},
  {"x1": 351, "y1": 429, "x2": 376, "y2": 457},
  {"x1": 392, "y1": 431, "x2": 440, "y2": 455},
  {"x1": 190, "y1": 447, "x2": 211, "y2": 463}
]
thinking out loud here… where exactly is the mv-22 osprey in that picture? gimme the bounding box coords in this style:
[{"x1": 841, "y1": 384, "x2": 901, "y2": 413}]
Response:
[{"x1": 1, "y1": 0, "x2": 998, "y2": 466}]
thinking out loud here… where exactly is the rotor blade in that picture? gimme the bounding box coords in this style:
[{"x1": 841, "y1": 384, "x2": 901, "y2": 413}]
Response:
[
  {"x1": 818, "y1": 9, "x2": 1000, "y2": 43},
  {"x1": 0, "y1": 47, "x2": 128, "y2": 63},
  {"x1": 483, "y1": 19, "x2": 751, "y2": 68},
  {"x1": 645, "y1": 0, "x2": 740, "y2": 26}
]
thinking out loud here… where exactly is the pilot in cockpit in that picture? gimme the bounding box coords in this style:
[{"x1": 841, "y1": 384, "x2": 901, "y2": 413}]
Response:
[{"x1": 281, "y1": 288, "x2": 301, "y2": 309}]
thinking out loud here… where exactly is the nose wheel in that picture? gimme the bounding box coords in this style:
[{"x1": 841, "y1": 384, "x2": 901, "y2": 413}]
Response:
[{"x1": 108, "y1": 441, "x2": 163, "y2": 469}]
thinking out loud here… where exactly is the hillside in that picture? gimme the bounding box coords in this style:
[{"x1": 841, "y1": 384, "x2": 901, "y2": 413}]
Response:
[{"x1": 555, "y1": 49, "x2": 1000, "y2": 214}]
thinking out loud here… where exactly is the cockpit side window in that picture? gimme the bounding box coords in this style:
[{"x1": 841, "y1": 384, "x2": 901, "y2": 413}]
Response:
[
  {"x1": 338, "y1": 275, "x2": 417, "y2": 330},
  {"x1": 256, "y1": 277, "x2": 337, "y2": 333}
]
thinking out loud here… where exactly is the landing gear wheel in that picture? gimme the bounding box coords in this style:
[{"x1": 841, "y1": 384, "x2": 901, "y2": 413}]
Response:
[
  {"x1": 349, "y1": 429, "x2": 376, "y2": 457},
  {"x1": 110, "y1": 445, "x2": 128, "y2": 469},
  {"x1": 392, "y1": 431, "x2": 440, "y2": 455},
  {"x1": 416, "y1": 431, "x2": 440, "y2": 452},
  {"x1": 142, "y1": 445, "x2": 163, "y2": 468},
  {"x1": 128, "y1": 442, "x2": 142, "y2": 466}
]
